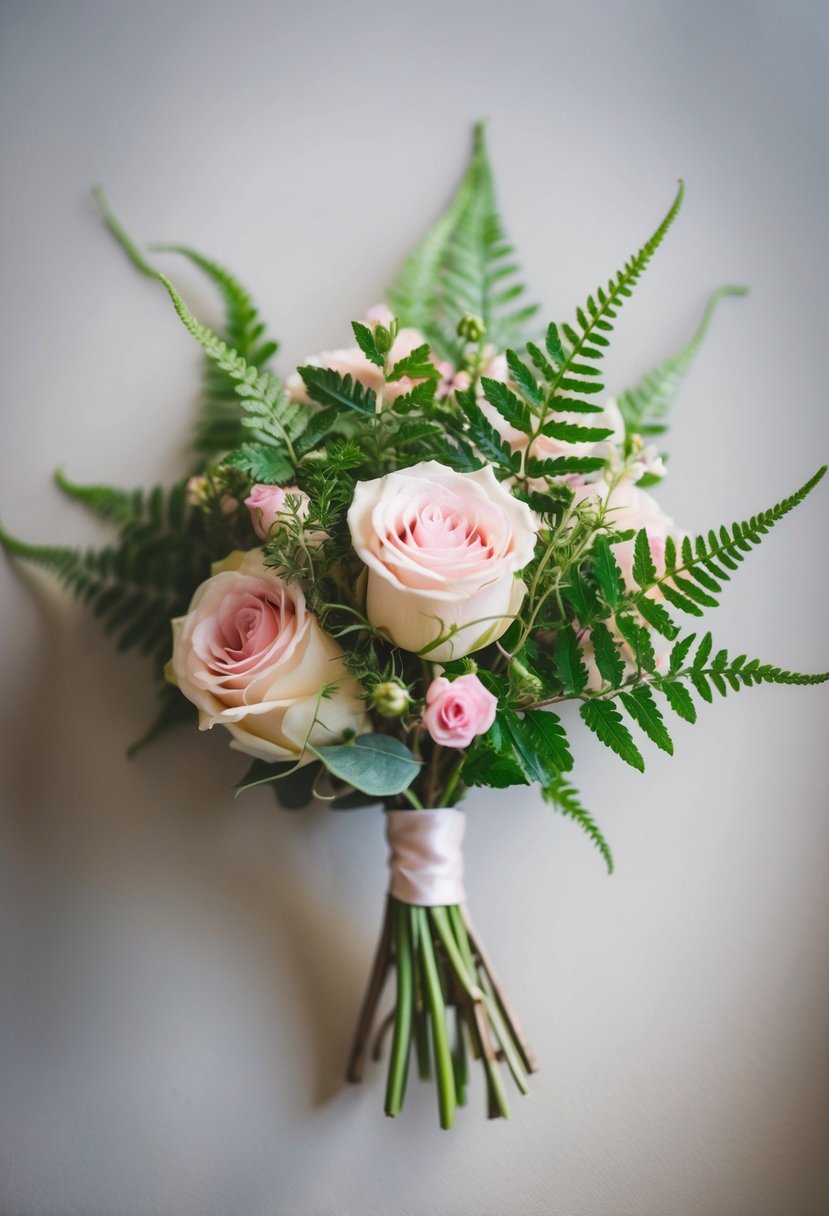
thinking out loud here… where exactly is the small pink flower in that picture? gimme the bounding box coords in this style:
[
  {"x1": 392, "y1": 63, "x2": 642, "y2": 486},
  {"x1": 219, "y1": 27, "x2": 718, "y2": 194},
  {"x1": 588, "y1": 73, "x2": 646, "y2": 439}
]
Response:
[
  {"x1": 244, "y1": 484, "x2": 308, "y2": 540},
  {"x1": 422, "y1": 674, "x2": 497, "y2": 749}
]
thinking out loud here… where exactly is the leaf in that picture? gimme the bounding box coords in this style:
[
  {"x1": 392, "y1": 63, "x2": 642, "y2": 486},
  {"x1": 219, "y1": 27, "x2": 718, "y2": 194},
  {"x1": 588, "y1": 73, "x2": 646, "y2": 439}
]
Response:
[
  {"x1": 620, "y1": 686, "x2": 674, "y2": 754},
  {"x1": 386, "y1": 343, "x2": 441, "y2": 382},
  {"x1": 617, "y1": 284, "x2": 748, "y2": 437},
  {"x1": 309, "y1": 734, "x2": 420, "y2": 796},
  {"x1": 351, "y1": 321, "x2": 384, "y2": 367},
  {"x1": 589, "y1": 621, "x2": 626, "y2": 688},
  {"x1": 554, "y1": 625, "x2": 589, "y2": 695},
  {"x1": 520, "y1": 709, "x2": 574, "y2": 775},
  {"x1": 632, "y1": 528, "x2": 657, "y2": 588},
  {"x1": 150, "y1": 243, "x2": 280, "y2": 458},
  {"x1": 386, "y1": 122, "x2": 538, "y2": 360},
  {"x1": 480, "y1": 377, "x2": 532, "y2": 434},
  {"x1": 543, "y1": 777, "x2": 614, "y2": 874},
  {"x1": 297, "y1": 366, "x2": 376, "y2": 415},
  {"x1": 592, "y1": 537, "x2": 624, "y2": 608},
  {"x1": 660, "y1": 681, "x2": 697, "y2": 723},
  {"x1": 224, "y1": 443, "x2": 294, "y2": 484},
  {"x1": 580, "y1": 700, "x2": 645, "y2": 772}
]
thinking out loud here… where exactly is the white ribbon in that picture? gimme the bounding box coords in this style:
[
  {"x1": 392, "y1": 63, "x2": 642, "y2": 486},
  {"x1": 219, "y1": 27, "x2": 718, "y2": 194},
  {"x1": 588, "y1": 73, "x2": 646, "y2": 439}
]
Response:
[{"x1": 385, "y1": 808, "x2": 466, "y2": 907}]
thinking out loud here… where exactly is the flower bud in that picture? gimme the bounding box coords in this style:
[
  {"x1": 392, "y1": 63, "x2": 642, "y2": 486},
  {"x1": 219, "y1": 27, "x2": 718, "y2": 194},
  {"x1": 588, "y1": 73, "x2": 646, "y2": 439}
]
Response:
[
  {"x1": 371, "y1": 680, "x2": 411, "y2": 718},
  {"x1": 373, "y1": 325, "x2": 393, "y2": 355},
  {"x1": 457, "y1": 314, "x2": 486, "y2": 343},
  {"x1": 508, "y1": 658, "x2": 544, "y2": 701}
]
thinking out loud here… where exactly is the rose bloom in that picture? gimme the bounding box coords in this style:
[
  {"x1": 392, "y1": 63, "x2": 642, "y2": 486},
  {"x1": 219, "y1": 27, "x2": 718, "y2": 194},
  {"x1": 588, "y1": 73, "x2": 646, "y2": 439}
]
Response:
[
  {"x1": 571, "y1": 477, "x2": 678, "y2": 590},
  {"x1": 169, "y1": 549, "x2": 366, "y2": 763},
  {"x1": 244, "y1": 483, "x2": 310, "y2": 540},
  {"x1": 347, "y1": 459, "x2": 538, "y2": 661},
  {"x1": 423, "y1": 674, "x2": 497, "y2": 749},
  {"x1": 286, "y1": 306, "x2": 436, "y2": 405}
]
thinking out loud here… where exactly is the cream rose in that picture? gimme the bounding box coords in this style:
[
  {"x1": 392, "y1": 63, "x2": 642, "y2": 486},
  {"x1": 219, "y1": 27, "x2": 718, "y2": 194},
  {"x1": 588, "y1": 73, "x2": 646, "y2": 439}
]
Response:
[
  {"x1": 571, "y1": 477, "x2": 677, "y2": 590},
  {"x1": 169, "y1": 550, "x2": 367, "y2": 763},
  {"x1": 347, "y1": 460, "x2": 538, "y2": 660}
]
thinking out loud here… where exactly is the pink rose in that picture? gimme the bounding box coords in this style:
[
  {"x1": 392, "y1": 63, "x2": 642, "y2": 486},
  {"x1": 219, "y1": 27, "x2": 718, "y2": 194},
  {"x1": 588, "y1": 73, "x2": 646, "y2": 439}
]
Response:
[
  {"x1": 286, "y1": 311, "x2": 436, "y2": 405},
  {"x1": 423, "y1": 675, "x2": 497, "y2": 749},
  {"x1": 244, "y1": 483, "x2": 309, "y2": 540},
  {"x1": 347, "y1": 460, "x2": 538, "y2": 661},
  {"x1": 169, "y1": 549, "x2": 366, "y2": 763}
]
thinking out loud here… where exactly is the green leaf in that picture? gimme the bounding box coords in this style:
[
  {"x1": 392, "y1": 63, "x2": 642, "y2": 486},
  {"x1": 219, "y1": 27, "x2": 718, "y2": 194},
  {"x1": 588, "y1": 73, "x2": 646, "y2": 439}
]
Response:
[
  {"x1": 150, "y1": 243, "x2": 280, "y2": 458},
  {"x1": 580, "y1": 699, "x2": 645, "y2": 772},
  {"x1": 309, "y1": 734, "x2": 420, "y2": 796},
  {"x1": 589, "y1": 621, "x2": 626, "y2": 688},
  {"x1": 660, "y1": 681, "x2": 697, "y2": 723},
  {"x1": 387, "y1": 122, "x2": 538, "y2": 360},
  {"x1": 298, "y1": 366, "x2": 376, "y2": 415},
  {"x1": 668, "y1": 632, "x2": 696, "y2": 673},
  {"x1": 554, "y1": 625, "x2": 589, "y2": 695},
  {"x1": 632, "y1": 528, "x2": 657, "y2": 588},
  {"x1": 386, "y1": 343, "x2": 441, "y2": 382},
  {"x1": 592, "y1": 537, "x2": 624, "y2": 608},
  {"x1": 224, "y1": 443, "x2": 294, "y2": 484},
  {"x1": 620, "y1": 686, "x2": 674, "y2": 754},
  {"x1": 351, "y1": 321, "x2": 384, "y2": 367},
  {"x1": 480, "y1": 377, "x2": 532, "y2": 434},
  {"x1": 618, "y1": 284, "x2": 748, "y2": 437},
  {"x1": 543, "y1": 776, "x2": 614, "y2": 874},
  {"x1": 520, "y1": 709, "x2": 574, "y2": 775}
]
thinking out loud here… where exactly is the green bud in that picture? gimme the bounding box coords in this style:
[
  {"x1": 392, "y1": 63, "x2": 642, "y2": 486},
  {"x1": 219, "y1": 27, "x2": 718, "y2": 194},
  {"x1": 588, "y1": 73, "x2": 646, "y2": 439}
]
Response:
[
  {"x1": 457, "y1": 313, "x2": 486, "y2": 343},
  {"x1": 508, "y1": 658, "x2": 544, "y2": 701},
  {"x1": 373, "y1": 324, "x2": 393, "y2": 355},
  {"x1": 371, "y1": 680, "x2": 411, "y2": 718}
]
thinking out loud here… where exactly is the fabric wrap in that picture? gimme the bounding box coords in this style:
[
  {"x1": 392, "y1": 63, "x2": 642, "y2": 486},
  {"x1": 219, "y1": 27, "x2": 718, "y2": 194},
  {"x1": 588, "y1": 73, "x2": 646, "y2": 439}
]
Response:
[{"x1": 385, "y1": 808, "x2": 466, "y2": 906}]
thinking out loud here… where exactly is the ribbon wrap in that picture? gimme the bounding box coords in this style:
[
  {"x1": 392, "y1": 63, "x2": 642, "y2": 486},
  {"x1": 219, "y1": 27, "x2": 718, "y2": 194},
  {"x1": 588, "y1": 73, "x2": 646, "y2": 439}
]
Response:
[{"x1": 385, "y1": 808, "x2": 466, "y2": 906}]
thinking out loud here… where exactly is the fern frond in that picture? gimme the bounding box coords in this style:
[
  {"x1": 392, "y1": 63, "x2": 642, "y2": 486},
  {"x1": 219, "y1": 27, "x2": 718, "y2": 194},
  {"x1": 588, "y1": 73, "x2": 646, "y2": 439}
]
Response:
[
  {"x1": 543, "y1": 776, "x2": 614, "y2": 874},
  {"x1": 629, "y1": 465, "x2": 827, "y2": 613},
  {"x1": 152, "y1": 245, "x2": 279, "y2": 458},
  {"x1": 518, "y1": 182, "x2": 684, "y2": 442},
  {"x1": 55, "y1": 470, "x2": 145, "y2": 524},
  {"x1": 93, "y1": 189, "x2": 303, "y2": 472},
  {"x1": 1, "y1": 481, "x2": 211, "y2": 673},
  {"x1": 617, "y1": 284, "x2": 748, "y2": 436},
  {"x1": 387, "y1": 123, "x2": 537, "y2": 360}
]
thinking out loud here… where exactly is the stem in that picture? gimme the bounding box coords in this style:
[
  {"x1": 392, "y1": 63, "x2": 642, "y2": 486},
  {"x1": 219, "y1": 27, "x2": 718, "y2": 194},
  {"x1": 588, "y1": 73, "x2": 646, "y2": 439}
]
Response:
[
  {"x1": 414, "y1": 906, "x2": 457, "y2": 1129},
  {"x1": 384, "y1": 901, "x2": 414, "y2": 1117},
  {"x1": 346, "y1": 898, "x2": 393, "y2": 1084}
]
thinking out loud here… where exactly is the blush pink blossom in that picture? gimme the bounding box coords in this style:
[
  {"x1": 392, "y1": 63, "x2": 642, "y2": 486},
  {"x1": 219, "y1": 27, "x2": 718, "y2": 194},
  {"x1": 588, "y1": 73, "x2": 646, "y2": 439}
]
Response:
[
  {"x1": 347, "y1": 460, "x2": 538, "y2": 660},
  {"x1": 423, "y1": 674, "x2": 497, "y2": 749},
  {"x1": 244, "y1": 483, "x2": 309, "y2": 540},
  {"x1": 169, "y1": 549, "x2": 366, "y2": 763}
]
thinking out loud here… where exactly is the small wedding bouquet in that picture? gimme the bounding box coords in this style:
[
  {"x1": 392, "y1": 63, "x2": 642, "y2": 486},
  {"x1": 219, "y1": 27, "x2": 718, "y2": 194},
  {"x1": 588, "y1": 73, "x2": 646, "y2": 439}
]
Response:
[{"x1": 3, "y1": 126, "x2": 825, "y2": 1128}]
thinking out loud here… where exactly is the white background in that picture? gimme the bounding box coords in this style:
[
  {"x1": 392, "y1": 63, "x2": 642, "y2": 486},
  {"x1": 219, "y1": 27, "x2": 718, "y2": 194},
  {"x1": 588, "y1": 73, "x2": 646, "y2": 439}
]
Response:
[{"x1": 1, "y1": 2, "x2": 827, "y2": 1214}]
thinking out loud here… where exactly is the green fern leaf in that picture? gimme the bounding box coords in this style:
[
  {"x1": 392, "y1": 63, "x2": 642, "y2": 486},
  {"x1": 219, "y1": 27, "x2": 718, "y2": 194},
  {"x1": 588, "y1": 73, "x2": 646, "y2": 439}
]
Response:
[
  {"x1": 297, "y1": 366, "x2": 376, "y2": 415},
  {"x1": 617, "y1": 284, "x2": 748, "y2": 437},
  {"x1": 55, "y1": 470, "x2": 145, "y2": 525},
  {"x1": 93, "y1": 189, "x2": 305, "y2": 471},
  {"x1": 387, "y1": 123, "x2": 538, "y2": 360},
  {"x1": 543, "y1": 776, "x2": 614, "y2": 874},
  {"x1": 554, "y1": 625, "x2": 589, "y2": 695},
  {"x1": 620, "y1": 686, "x2": 674, "y2": 754},
  {"x1": 580, "y1": 699, "x2": 645, "y2": 772},
  {"x1": 151, "y1": 244, "x2": 279, "y2": 458},
  {"x1": 589, "y1": 621, "x2": 626, "y2": 687},
  {"x1": 526, "y1": 182, "x2": 684, "y2": 438}
]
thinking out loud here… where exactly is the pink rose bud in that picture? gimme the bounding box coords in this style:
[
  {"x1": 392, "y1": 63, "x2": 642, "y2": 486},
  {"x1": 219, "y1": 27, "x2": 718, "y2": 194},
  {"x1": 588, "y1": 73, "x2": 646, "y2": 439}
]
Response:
[
  {"x1": 422, "y1": 674, "x2": 497, "y2": 750},
  {"x1": 244, "y1": 484, "x2": 308, "y2": 540}
]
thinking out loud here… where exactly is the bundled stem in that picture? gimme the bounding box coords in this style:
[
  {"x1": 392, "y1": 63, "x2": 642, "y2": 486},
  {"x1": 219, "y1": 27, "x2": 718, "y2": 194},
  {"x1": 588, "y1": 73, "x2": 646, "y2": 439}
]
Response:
[{"x1": 347, "y1": 896, "x2": 538, "y2": 1127}]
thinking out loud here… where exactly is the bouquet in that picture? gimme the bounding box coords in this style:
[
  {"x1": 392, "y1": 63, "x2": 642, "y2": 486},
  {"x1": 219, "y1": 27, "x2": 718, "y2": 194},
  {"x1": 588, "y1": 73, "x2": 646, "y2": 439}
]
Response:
[{"x1": 3, "y1": 125, "x2": 825, "y2": 1129}]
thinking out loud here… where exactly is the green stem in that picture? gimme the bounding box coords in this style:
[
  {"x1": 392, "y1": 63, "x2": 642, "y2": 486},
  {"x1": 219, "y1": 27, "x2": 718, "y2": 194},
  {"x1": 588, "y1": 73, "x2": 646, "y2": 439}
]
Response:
[
  {"x1": 384, "y1": 901, "x2": 414, "y2": 1118},
  {"x1": 415, "y1": 906, "x2": 457, "y2": 1129}
]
